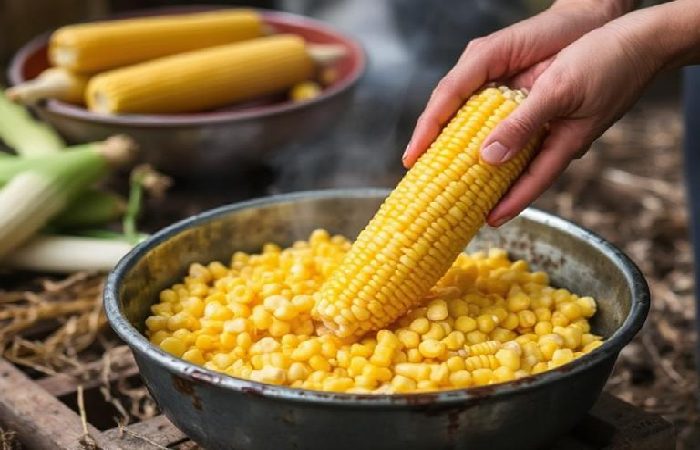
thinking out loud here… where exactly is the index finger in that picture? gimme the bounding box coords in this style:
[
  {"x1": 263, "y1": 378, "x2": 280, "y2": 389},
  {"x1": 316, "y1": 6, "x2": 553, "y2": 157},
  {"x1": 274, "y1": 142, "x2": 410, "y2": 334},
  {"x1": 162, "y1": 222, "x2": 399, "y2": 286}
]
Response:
[{"x1": 402, "y1": 51, "x2": 492, "y2": 168}]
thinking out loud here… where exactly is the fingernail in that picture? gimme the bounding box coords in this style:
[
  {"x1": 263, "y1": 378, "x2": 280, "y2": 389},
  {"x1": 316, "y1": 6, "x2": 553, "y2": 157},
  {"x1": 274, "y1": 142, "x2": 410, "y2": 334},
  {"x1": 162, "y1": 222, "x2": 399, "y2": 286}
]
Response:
[
  {"x1": 481, "y1": 141, "x2": 511, "y2": 164},
  {"x1": 401, "y1": 140, "x2": 413, "y2": 163},
  {"x1": 491, "y1": 214, "x2": 512, "y2": 228}
]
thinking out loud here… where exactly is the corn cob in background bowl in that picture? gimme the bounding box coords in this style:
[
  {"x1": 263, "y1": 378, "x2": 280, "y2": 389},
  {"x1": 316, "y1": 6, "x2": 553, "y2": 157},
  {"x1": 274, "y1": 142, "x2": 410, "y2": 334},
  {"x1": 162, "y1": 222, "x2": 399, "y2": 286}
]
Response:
[{"x1": 7, "y1": 7, "x2": 366, "y2": 178}]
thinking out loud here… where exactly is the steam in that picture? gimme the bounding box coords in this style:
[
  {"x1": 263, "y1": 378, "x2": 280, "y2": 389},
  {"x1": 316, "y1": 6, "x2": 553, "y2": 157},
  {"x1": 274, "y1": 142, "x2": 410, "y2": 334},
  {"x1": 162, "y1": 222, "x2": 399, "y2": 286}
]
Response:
[{"x1": 271, "y1": 0, "x2": 543, "y2": 193}]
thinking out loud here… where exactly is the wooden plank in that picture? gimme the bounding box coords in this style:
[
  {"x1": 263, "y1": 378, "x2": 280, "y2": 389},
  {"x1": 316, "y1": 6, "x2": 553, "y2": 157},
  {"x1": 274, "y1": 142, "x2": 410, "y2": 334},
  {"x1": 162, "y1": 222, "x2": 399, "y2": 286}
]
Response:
[
  {"x1": 550, "y1": 393, "x2": 675, "y2": 450},
  {"x1": 103, "y1": 415, "x2": 189, "y2": 449},
  {"x1": 0, "y1": 358, "x2": 118, "y2": 450},
  {"x1": 37, "y1": 350, "x2": 139, "y2": 397}
]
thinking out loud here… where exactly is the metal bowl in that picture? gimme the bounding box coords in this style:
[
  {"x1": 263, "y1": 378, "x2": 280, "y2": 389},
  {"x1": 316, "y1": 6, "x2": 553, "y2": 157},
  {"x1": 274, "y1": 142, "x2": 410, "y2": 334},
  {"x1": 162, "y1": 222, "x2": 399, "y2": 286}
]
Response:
[
  {"x1": 104, "y1": 189, "x2": 649, "y2": 450},
  {"x1": 7, "y1": 8, "x2": 365, "y2": 178}
]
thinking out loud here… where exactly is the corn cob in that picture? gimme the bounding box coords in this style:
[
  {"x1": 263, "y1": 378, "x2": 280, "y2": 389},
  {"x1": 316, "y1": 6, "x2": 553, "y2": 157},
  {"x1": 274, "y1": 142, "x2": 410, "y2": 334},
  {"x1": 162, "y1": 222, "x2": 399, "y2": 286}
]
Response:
[
  {"x1": 50, "y1": 9, "x2": 264, "y2": 74},
  {"x1": 6, "y1": 68, "x2": 88, "y2": 105},
  {"x1": 85, "y1": 34, "x2": 335, "y2": 114},
  {"x1": 313, "y1": 86, "x2": 544, "y2": 340}
]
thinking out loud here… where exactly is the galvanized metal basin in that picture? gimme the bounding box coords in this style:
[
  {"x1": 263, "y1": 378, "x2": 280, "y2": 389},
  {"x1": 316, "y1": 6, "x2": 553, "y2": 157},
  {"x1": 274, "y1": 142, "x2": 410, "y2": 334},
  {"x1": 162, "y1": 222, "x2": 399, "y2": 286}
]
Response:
[{"x1": 104, "y1": 189, "x2": 649, "y2": 450}]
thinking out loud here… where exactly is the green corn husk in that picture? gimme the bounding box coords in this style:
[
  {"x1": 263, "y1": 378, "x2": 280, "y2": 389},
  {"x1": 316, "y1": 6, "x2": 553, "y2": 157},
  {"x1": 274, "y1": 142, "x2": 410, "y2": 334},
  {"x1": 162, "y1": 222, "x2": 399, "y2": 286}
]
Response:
[
  {"x1": 0, "y1": 142, "x2": 103, "y2": 184},
  {"x1": 51, "y1": 190, "x2": 127, "y2": 229},
  {"x1": 0, "y1": 135, "x2": 136, "y2": 259},
  {"x1": 0, "y1": 89, "x2": 65, "y2": 156},
  {"x1": 5, "y1": 234, "x2": 134, "y2": 272}
]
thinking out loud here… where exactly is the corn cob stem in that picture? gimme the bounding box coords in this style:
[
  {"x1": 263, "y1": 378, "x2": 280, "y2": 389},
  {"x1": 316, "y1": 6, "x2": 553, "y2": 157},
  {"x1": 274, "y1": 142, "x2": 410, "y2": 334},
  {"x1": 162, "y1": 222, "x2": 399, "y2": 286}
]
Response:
[
  {"x1": 6, "y1": 68, "x2": 88, "y2": 105},
  {"x1": 314, "y1": 86, "x2": 544, "y2": 340}
]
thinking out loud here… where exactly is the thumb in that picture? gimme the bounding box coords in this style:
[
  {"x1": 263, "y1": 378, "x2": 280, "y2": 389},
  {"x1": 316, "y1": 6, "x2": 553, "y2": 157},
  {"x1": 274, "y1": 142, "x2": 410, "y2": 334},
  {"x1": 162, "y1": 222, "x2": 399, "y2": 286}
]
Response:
[{"x1": 480, "y1": 86, "x2": 561, "y2": 165}]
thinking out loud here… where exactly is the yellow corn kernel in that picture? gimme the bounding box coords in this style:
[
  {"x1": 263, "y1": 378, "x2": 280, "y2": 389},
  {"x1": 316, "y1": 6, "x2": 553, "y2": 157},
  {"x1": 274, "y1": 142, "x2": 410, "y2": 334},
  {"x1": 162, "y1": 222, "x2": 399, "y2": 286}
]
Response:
[
  {"x1": 395, "y1": 363, "x2": 431, "y2": 381},
  {"x1": 472, "y1": 368, "x2": 494, "y2": 386},
  {"x1": 493, "y1": 366, "x2": 515, "y2": 383},
  {"x1": 448, "y1": 370, "x2": 472, "y2": 388},
  {"x1": 532, "y1": 362, "x2": 549, "y2": 374},
  {"x1": 182, "y1": 348, "x2": 206, "y2": 365},
  {"x1": 149, "y1": 330, "x2": 169, "y2": 346},
  {"x1": 534, "y1": 307, "x2": 551, "y2": 322},
  {"x1": 550, "y1": 348, "x2": 574, "y2": 368},
  {"x1": 534, "y1": 321, "x2": 553, "y2": 336},
  {"x1": 518, "y1": 310, "x2": 537, "y2": 329},
  {"x1": 466, "y1": 340, "x2": 501, "y2": 356},
  {"x1": 446, "y1": 356, "x2": 466, "y2": 372},
  {"x1": 455, "y1": 316, "x2": 477, "y2": 333},
  {"x1": 426, "y1": 299, "x2": 449, "y2": 321},
  {"x1": 501, "y1": 313, "x2": 519, "y2": 330},
  {"x1": 443, "y1": 331, "x2": 466, "y2": 350},
  {"x1": 369, "y1": 345, "x2": 395, "y2": 367},
  {"x1": 560, "y1": 302, "x2": 583, "y2": 321},
  {"x1": 495, "y1": 348, "x2": 520, "y2": 371},
  {"x1": 551, "y1": 311, "x2": 570, "y2": 327},
  {"x1": 291, "y1": 339, "x2": 321, "y2": 361},
  {"x1": 581, "y1": 333, "x2": 600, "y2": 347},
  {"x1": 577, "y1": 297, "x2": 597, "y2": 317},
  {"x1": 391, "y1": 375, "x2": 417, "y2": 393},
  {"x1": 409, "y1": 317, "x2": 431, "y2": 335},
  {"x1": 476, "y1": 314, "x2": 498, "y2": 334},
  {"x1": 507, "y1": 293, "x2": 531, "y2": 312},
  {"x1": 583, "y1": 340, "x2": 603, "y2": 353},
  {"x1": 290, "y1": 81, "x2": 322, "y2": 102},
  {"x1": 396, "y1": 329, "x2": 420, "y2": 349},
  {"x1": 195, "y1": 334, "x2": 218, "y2": 352},
  {"x1": 309, "y1": 355, "x2": 331, "y2": 372},
  {"x1": 418, "y1": 340, "x2": 447, "y2": 359},
  {"x1": 160, "y1": 337, "x2": 186, "y2": 357},
  {"x1": 466, "y1": 330, "x2": 488, "y2": 345},
  {"x1": 145, "y1": 315, "x2": 168, "y2": 332}
]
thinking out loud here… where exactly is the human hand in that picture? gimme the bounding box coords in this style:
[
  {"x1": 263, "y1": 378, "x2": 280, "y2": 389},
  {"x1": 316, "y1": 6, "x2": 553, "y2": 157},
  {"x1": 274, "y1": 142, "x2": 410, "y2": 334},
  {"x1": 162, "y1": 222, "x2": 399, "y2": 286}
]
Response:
[{"x1": 401, "y1": 0, "x2": 652, "y2": 225}]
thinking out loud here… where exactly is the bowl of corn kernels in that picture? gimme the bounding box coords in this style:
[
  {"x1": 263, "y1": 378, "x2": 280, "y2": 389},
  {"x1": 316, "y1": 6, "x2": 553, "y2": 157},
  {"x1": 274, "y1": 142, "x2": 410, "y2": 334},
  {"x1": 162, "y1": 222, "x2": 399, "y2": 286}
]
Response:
[
  {"x1": 7, "y1": 7, "x2": 365, "y2": 178},
  {"x1": 104, "y1": 189, "x2": 649, "y2": 450}
]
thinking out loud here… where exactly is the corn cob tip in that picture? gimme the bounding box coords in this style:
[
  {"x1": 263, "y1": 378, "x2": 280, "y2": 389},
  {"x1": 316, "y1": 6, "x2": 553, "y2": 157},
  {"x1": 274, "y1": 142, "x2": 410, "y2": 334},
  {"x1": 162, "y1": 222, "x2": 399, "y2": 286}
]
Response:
[{"x1": 98, "y1": 135, "x2": 138, "y2": 167}]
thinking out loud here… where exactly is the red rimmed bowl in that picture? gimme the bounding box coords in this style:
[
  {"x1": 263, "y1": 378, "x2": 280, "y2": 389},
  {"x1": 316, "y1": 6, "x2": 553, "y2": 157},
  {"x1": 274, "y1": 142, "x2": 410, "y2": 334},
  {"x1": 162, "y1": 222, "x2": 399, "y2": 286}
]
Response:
[{"x1": 8, "y1": 7, "x2": 365, "y2": 178}]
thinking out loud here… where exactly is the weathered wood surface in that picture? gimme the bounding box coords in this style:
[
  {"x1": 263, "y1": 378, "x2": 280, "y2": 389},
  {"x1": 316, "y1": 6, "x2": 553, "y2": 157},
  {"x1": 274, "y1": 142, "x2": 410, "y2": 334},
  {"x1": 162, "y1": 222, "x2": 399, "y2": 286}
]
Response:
[
  {"x1": 0, "y1": 355, "x2": 675, "y2": 450},
  {"x1": 0, "y1": 358, "x2": 117, "y2": 450}
]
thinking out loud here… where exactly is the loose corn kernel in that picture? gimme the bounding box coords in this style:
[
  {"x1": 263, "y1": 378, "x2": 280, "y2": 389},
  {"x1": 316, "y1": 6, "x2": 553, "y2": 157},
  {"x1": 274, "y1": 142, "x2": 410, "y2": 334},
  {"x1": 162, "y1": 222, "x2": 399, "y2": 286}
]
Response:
[
  {"x1": 426, "y1": 300, "x2": 449, "y2": 321},
  {"x1": 448, "y1": 370, "x2": 472, "y2": 387},
  {"x1": 495, "y1": 348, "x2": 520, "y2": 371},
  {"x1": 534, "y1": 321, "x2": 553, "y2": 336},
  {"x1": 418, "y1": 340, "x2": 447, "y2": 359},
  {"x1": 160, "y1": 337, "x2": 186, "y2": 357},
  {"x1": 472, "y1": 368, "x2": 493, "y2": 385},
  {"x1": 455, "y1": 316, "x2": 477, "y2": 333},
  {"x1": 147, "y1": 227, "x2": 601, "y2": 394}
]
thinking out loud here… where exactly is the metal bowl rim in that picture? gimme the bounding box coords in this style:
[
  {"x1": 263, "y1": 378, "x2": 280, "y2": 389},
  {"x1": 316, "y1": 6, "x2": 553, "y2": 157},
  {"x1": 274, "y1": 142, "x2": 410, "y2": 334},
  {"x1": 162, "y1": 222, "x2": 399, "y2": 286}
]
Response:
[
  {"x1": 104, "y1": 188, "x2": 650, "y2": 407},
  {"x1": 7, "y1": 8, "x2": 366, "y2": 128}
]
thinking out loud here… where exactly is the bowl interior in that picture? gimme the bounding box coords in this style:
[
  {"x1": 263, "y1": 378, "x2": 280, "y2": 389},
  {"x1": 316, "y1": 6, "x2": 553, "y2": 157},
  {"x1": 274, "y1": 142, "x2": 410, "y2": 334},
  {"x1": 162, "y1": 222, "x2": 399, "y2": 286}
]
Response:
[
  {"x1": 9, "y1": 7, "x2": 365, "y2": 123},
  {"x1": 115, "y1": 190, "x2": 642, "y2": 342}
]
